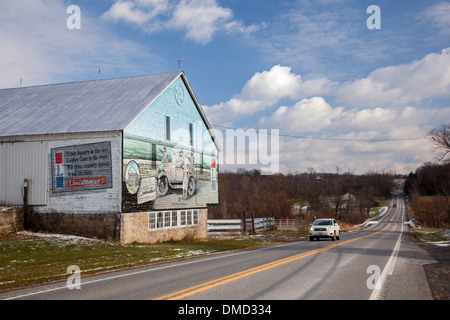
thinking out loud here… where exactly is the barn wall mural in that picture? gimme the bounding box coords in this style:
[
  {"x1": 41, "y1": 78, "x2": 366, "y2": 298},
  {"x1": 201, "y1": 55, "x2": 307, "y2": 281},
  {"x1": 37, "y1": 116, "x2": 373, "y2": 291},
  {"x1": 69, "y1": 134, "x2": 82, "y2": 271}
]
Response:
[{"x1": 122, "y1": 77, "x2": 218, "y2": 212}]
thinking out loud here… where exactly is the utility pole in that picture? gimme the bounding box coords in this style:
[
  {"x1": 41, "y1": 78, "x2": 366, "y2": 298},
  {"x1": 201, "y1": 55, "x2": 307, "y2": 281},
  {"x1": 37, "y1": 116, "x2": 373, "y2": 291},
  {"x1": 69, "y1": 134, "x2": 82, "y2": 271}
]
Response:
[{"x1": 242, "y1": 209, "x2": 246, "y2": 234}]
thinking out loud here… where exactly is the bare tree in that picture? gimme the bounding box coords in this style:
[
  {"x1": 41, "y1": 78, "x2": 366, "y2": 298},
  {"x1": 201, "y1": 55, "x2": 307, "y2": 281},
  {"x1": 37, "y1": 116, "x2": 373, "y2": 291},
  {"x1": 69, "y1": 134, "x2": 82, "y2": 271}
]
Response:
[{"x1": 427, "y1": 123, "x2": 450, "y2": 163}]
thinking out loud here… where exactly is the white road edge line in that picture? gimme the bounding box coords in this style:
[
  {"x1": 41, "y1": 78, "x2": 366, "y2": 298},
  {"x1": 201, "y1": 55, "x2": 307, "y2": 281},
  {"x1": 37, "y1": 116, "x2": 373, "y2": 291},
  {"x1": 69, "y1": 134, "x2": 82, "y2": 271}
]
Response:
[{"x1": 369, "y1": 205, "x2": 404, "y2": 300}]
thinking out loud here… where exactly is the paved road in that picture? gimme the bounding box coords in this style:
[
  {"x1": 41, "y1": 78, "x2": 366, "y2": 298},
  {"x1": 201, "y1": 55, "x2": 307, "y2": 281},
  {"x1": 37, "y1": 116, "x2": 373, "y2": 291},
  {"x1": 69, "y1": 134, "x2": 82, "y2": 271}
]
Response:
[{"x1": 0, "y1": 195, "x2": 435, "y2": 300}]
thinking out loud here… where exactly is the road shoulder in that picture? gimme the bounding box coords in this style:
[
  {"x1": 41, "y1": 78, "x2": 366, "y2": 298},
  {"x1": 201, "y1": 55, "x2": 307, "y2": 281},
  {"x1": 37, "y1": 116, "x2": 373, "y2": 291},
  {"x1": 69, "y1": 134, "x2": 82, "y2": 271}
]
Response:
[
  {"x1": 416, "y1": 237, "x2": 450, "y2": 300},
  {"x1": 381, "y1": 227, "x2": 435, "y2": 300},
  {"x1": 394, "y1": 228, "x2": 450, "y2": 300}
]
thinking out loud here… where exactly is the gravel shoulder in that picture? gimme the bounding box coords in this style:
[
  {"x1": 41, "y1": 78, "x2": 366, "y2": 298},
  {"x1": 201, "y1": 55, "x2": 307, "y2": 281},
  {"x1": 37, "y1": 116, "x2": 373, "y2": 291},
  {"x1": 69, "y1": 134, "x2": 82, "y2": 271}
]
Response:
[
  {"x1": 420, "y1": 243, "x2": 450, "y2": 300},
  {"x1": 409, "y1": 230, "x2": 450, "y2": 300}
]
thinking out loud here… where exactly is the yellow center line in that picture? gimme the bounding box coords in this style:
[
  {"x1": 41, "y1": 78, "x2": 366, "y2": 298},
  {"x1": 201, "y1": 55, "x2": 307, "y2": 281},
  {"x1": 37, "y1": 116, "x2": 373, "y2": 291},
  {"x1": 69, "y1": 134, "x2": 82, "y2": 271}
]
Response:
[{"x1": 155, "y1": 199, "x2": 400, "y2": 300}]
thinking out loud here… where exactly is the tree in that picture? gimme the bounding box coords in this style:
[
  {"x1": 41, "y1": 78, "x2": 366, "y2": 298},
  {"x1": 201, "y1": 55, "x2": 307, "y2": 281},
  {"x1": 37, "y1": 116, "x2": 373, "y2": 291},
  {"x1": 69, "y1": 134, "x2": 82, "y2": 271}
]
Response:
[
  {"x1": 208, "y1": 168, "x2": 395, "y2": 225},
  {"x1": 406, "y1": 162, "x2": 450, "y2": 228},
  {"x1": 427, "y1": 123, "x2": 450, "y2": 163}
]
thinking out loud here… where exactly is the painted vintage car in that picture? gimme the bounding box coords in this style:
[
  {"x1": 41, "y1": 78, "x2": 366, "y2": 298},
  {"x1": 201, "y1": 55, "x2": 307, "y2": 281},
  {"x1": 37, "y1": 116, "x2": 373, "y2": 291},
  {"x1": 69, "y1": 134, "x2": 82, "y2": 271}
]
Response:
[{"x1": 157, "y1": 149, "x2": 196, "y2": 198}]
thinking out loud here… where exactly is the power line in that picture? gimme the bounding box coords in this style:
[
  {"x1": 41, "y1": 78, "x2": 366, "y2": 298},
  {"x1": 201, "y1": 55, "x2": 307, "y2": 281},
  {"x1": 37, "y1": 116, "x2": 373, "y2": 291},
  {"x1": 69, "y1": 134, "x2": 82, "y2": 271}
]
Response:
[{"x1": 211, "y1": 124, "x2": 427, "y2": 142}]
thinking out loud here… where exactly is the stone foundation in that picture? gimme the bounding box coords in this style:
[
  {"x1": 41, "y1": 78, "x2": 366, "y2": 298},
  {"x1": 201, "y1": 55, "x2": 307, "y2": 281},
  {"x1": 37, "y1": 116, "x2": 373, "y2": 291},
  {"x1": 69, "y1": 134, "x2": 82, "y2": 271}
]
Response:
[
  {"x1": 9, "y1": 208, "x2": 207, "y2": 244},
  {"x1": 0, "y1": 206, "x2": 24, "y2": 236},
  {"x1": 121, "y1": 209, "x2": 208, "y2": 244},
  {"x1": 25, "y1": 210, "x2": 120, "y2": 242}
]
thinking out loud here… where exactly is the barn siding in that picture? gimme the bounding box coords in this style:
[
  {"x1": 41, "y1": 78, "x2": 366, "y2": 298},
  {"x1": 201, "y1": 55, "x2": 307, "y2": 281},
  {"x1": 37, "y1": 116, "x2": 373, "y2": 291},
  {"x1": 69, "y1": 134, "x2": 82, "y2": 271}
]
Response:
[
  {"x1": 123, "y1": 77, "x2": 219, "y2": 212},
  {"x1": 0, "y1": 141, "x2": 48, "y2": 206},
  {"x1": 34, "y1": 132, "x2": 123, "y2": 214},
  {"x1": 0, "y1": 72, "x2": 219, "y2": 243}
]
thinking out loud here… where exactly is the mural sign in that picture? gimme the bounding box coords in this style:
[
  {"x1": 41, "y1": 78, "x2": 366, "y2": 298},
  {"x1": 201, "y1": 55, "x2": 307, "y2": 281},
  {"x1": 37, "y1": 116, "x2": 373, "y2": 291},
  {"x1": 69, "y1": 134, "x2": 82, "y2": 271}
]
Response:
[
  {"x1": 122, "y1": 136, "x2": 218, "y2": 211},
  {"x1": 51, "y1": 141, "x2": 113, "y2": 193},
  {"x1": 121, "y1": 77, "x2": 219, "y2": 212}
]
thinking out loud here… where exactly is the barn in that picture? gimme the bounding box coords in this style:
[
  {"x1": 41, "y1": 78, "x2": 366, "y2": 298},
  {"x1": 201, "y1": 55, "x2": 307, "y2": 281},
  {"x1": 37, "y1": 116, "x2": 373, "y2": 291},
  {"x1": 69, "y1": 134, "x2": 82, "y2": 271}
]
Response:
[{"x1": 0, "y1": 71, "x2": 220, "y2": 244}]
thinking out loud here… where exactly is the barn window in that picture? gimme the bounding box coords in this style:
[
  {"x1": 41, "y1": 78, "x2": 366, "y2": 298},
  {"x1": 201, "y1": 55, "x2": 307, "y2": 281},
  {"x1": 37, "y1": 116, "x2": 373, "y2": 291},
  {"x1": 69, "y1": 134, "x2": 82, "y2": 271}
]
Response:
[
  {"x1": 149, "y1": 213, "x2": 156, "y2": 229},
  {"x1": 171, "y1": 211, "x2": 178, "y2": 227},
  {"x1": 186, "y1": 210, "x2": 192, "y2": 225},
  {"x1": 165, "y1": 116, "x2": 171, "y2": 141},
  {"x1": 164, "y1": 211, "x2": 171, "y2": 227},
  {"x1": 193, "y1": 210, "x2": 199, "y2": 224},
  {"x1": 180, "y1": 210, "x2": 186, "y2": 226},
  {"x1": 189, "y1": 123, "x2": 193, "y2": 146},
  {"x1": 148, "y1": 210, "x2": 199, "y2": 230}
]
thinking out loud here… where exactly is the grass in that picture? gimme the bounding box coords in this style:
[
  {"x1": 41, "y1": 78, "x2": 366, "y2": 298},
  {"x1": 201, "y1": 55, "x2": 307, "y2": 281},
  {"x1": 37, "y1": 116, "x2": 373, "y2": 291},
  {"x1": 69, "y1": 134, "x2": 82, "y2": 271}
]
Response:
[
  {"x1": 405, "y1": 201, "x2": 449, "y2": 243},
  {"x1": 0, "y1": 223, "x2": 365, "y2": 292},
  {"x1": 0, "y1": 232, "x2": 279, "y2": 291},
  {"x1": 369, "y1": 207, "x2": 382, "y2": 218},
  {"x1": 263, "y1": 229, "x2": 310, "y2": 238},
  {"x1": 369, "y1": 204, "x2": 390, "y2": 219},
  {"x1": 412, "y1": 227, "x2": 449, "y2": 242}
]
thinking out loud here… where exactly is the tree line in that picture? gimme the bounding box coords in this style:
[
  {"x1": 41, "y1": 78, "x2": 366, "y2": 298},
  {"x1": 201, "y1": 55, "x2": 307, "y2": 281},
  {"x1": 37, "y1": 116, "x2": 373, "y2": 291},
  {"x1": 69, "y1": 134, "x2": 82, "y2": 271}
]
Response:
[
  {"x1": 208, "y1": 168, "x2": 394, "y2": 227},
  {"x1": 402, "y1": 123, "x2": 450, "y2": 229},
  {"x1": 208, "y1": 123, "x2": 449, "y2": 229},
  {"x1": 404, "y1": 162, "x2": 450, "y2": 229}
]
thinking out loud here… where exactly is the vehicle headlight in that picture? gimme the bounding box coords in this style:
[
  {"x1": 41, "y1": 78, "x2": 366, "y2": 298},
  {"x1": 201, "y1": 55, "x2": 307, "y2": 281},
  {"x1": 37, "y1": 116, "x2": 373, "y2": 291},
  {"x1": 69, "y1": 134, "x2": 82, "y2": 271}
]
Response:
[
  {"x1": 310, "y1": 227, "x2": 314, "y2": 231},
  {"x1": 327, "y1": 226, "x2": 332, "y2": 231}
]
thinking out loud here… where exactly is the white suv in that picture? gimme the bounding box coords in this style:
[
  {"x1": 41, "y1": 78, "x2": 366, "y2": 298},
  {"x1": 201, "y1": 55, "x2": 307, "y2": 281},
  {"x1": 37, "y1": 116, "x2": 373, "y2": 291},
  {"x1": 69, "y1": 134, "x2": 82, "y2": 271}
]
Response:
[{"x1": 309, "y1": 218, "x2": 340, "y2": 241}]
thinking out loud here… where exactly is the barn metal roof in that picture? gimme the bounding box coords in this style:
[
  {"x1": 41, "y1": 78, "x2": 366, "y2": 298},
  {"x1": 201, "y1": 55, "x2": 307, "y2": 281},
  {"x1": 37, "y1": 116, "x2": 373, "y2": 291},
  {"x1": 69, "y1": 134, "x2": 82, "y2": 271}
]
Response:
[{"x1": 0, "y1": 72, "x2": 184, "y2": 137}]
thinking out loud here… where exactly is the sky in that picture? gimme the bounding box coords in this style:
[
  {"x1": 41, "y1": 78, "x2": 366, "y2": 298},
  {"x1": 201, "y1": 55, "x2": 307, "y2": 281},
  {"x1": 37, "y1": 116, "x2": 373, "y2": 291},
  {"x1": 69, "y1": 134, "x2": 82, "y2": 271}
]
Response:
[{"x1": 1, "y1": 0, "x2": 449, "y2": 175}]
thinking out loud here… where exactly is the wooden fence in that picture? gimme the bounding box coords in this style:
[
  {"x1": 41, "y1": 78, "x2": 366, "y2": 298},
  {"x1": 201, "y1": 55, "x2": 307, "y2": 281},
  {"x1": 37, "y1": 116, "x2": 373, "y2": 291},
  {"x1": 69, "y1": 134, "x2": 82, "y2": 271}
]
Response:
[
  {"x1": 207, "y1": 217, "x2": 303, "y2": 235},
  {"x1": 207, "y1": 217, "x2": 275, "y2": 236},
  {"x1": 273, "y1": 219, "x2": 301, "y2": 231}
]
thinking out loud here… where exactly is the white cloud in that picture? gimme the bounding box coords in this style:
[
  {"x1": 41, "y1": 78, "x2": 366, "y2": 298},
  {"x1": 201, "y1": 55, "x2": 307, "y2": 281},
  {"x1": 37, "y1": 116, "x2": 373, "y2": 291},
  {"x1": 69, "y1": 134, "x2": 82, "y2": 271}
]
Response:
[
  {"x1": 260, "y1": 97, "x2": 343, "y2": 133},
  {"x1": 240, "y1": 65, "x2": 302, "y2": 104},
  {"x1": 336, "y1": 48, "x2": 450, "y2": 107},
  {"x1": 223, "y1": 20, "x2": 266, "y2": 35},
  {"x1": 0, "y1": 0, "x2": 165, "y2": 89},
  {"x1": 250, "y1": 3, "x2": 385, "y2": 78},
  {"x1": 207, "y1": 55, "x2": 450, "y2": 174},
  {"x1": 272, "y1": 103, "x2": 450, "y2": 174},
  {"x1": 277, "y1": 130, "x2": 434, "y2": 175},
  {"x1": 298, "y1": 77, "x2": 336, "y2": 97},
  {"x1": 169, "y1": 0, "x2": 232, "y2": 44},
  {"x1": 203, "y1": 65, "x2": 304, "y2": 124},
  {"x1": 343, "y1": 107, "x2": 395, "y2": 131},
  {"x1": 203, "y1": 65, "x2": 339, "y2": 126},
  {"x1": 102, "y1": 0, "x2": 170, "y2": 26},
  {"x1": 426, "y1": 2, "x2": 450, "y2": 35},
  {"x1": 103, "y1": 0, "x2": 263, "y2": 44}
]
